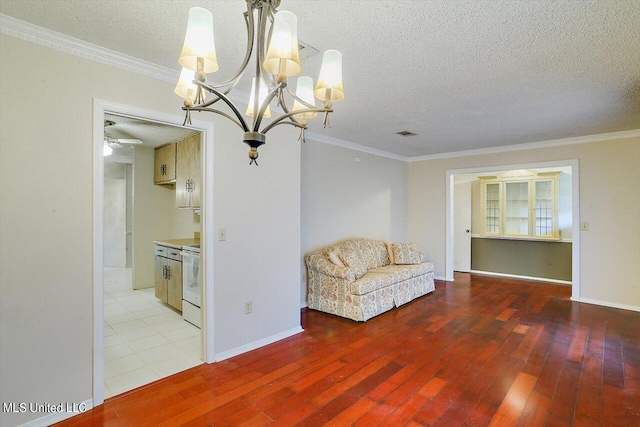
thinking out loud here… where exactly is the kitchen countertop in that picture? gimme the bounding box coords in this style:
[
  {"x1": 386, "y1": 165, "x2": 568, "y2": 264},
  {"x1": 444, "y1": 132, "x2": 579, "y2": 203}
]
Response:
[{"x1": 152, "y1": 238, "x2": 200, "y2": 250}]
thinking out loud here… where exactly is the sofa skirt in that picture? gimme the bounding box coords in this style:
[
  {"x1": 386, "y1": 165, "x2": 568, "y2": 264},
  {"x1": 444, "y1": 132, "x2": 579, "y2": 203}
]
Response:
[{"x1": 308, "y1": 271, "x2": 435, "y2": 322}]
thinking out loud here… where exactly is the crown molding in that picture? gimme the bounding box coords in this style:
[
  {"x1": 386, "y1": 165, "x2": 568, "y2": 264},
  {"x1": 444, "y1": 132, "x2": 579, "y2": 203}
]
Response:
[
  {"x1": 408, "y1": 129, "x2": 640, "y2": 162},
  {"x1": 304, "y1": 131, "x2": 410, "y2": 162},
  {"x1": 3, "y1": 14, "x2": 638, "y2": 164},
  {"x1": 0, "y1": 13, "x2": 252, "y2": 104},
  {"x1": 0, "y1": 13, "x2": 179, "y2": 83},
  {"x1": 0, "y1": 14, "x2": 408, "y2": 163}
]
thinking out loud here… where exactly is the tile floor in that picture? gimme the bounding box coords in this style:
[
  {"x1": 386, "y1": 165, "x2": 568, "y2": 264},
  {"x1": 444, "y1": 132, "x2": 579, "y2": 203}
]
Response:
[{"x1": 103, "y1": 267, "x2": 202, "y2": 398}]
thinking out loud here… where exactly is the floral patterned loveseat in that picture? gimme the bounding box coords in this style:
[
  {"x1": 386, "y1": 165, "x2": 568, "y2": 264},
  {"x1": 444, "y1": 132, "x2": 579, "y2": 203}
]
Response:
[{"x1": 304, "y1": 238, "x2": 435, "y2": 321}]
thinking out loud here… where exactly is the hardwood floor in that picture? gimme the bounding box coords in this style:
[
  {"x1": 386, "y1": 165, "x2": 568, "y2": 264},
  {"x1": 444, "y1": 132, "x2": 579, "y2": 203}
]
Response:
[{"x1": 57, "y1": 273, "x2": 639, "y2": 426}]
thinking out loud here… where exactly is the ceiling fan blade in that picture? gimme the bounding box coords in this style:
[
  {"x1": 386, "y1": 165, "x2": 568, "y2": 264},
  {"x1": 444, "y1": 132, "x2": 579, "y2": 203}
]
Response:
[{"x1": 115, "y1": 139, "x2": 143, "y2": 145}]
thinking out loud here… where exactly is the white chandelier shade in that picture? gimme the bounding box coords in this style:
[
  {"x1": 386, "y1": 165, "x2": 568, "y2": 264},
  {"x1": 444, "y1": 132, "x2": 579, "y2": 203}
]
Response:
[
  {"x1": 175, "y1": 1, "x2": 345, "y2": 165},
  {"x1": 263, "y1": 11, "x2": 302, "y2": 80},
  {"x1": 178, "y1": 7, "x2": 218, "y2": 73},
  {"x1": 246, "y1": 77, "x2": 272, "y2": 118},
  {"x1": 293, "y1": 76, "x2": 317, "y2": 120},
  {"x1": 174, "y1": 67, "x2": 198, "y2": 101},
  {"x1": 315, "y1": 50, "x2": 344, "y2": 103}
]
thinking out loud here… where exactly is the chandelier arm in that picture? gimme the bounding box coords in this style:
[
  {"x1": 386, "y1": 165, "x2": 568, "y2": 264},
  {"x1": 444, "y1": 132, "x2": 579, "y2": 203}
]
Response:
[
  {"x1": 258, "y1": 1, "x2": 277, "y2": 88},
  {"x1": 194, "y1": 83, "x2": 250, "y2": 132},
  {"x1": 276, "y1": 90, "x2": 303, "y2": 127},
  {"x1": 260, "y1": 107, "x2": 333, "y2": 134},
  {"x1": 253, "y1": 83, "x2": 286, "y2": 132},
  {"x1": 192, "y1": 2, "x2": 255, "y2": 110},
  {"x1": 209, "y1": 7, "x2": 254, "y2": 88},
  {"x1": 264, "y1": 120, "x2": 306, "y2": 131},
  {"x1": 182, "y1": 107, "x2": 246, "y2": 130}
]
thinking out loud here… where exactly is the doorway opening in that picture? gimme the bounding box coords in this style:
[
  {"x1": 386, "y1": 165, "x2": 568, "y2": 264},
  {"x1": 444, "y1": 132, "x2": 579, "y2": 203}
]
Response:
[
  {"x1": 446, "y1": 160, "x2": 580, "y2": 301},
  {"x1": 102, "y1": 113, "x2": 203, "y2": 398},
  {"x1": 93, "y1": 100, "x2": 215, "y2": 406}
]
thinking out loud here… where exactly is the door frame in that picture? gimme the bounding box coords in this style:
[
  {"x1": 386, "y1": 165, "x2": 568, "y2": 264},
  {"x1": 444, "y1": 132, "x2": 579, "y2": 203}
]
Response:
[
  {"x1": 92, "y1": 99, "x2": 215, "y2": 406},
  {"x1": 445, "y1": 159, "x2": 580, "y2": 302}
]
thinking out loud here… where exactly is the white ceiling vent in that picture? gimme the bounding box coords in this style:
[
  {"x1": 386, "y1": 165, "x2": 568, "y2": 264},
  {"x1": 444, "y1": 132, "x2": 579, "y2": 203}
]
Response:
[{"x1": 298, "y1": 40, "x2": 320, "y2": 61}]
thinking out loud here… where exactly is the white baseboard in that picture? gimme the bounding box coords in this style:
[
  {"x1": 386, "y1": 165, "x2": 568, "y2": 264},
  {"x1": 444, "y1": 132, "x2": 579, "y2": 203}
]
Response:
[
  {"x1": 18, "y1": 399, "x2": 93, "y2": 427},
  {"x1": 470, "y1": 270, "x2": 572, "y2": 285},
  {"x1": 572, "y1": 297, "x2": 640, "y2": 313},
  {"x1": 215, "y1": 326, "x2": 304, "y2": 362},
  {"x1": 434, "y1": 275, "x2": 446, "y2": 281},
  {"x1": 300, "y1": 301, "x2": 308, "y2": 309}
]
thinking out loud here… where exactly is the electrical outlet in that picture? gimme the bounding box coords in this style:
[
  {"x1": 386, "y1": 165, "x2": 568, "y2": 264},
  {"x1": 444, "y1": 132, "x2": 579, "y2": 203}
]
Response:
[
  {"x1": 581, "y1": 222, "x2": 589, "y2": 231},
  {"x1": 244, "y1": 300, "x2": 252, "y2": 314},
  {"x1": 301, "y1": 272, "x2": 306, "y2": 283},
  {"x1": 218, "y1": 228, "x2": 226, "y2": 241}
]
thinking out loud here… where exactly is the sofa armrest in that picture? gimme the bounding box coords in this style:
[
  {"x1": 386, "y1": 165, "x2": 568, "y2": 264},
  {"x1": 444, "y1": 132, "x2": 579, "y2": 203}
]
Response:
[{"x1": 305, "y1": 253, "x2": 356, "y2": 282}]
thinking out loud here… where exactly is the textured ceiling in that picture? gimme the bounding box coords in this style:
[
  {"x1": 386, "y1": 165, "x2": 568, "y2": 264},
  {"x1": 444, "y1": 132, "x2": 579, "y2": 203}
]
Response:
[
  {"x1": 2, "y1": 0, "x2": 639, "y2": 157},
  {"x1": 103, "y1": 114, "x2": 197, "y2": 162}
]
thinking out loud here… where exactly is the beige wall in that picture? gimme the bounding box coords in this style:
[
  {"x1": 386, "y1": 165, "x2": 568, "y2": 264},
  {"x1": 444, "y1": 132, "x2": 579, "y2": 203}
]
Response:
[
  {"x1": 408, "y1": 136, "x2": 640, "y2": 309},
  {"x1": 0, "y1": 35, "x2": 301, "y2": 426},
  {"x1": 300, "y1": 141, "x2": 408, "y2": 304}
]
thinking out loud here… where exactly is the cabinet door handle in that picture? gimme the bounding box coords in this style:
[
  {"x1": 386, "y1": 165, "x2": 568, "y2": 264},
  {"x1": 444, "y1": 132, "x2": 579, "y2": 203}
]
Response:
[
  {"x1": 162, "y1": 265, "x2": 166, "y2": 279},
  {"x1": 166, "y1": 265, "x2": 171, "y2": 280}
]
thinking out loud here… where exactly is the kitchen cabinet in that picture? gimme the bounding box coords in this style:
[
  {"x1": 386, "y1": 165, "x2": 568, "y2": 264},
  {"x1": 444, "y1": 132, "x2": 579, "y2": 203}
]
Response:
[
  {"x1": 154, "y1": 142, "x2": 176, "y2": 184},
  {"x1": 176, "y1": 134, "x2": 201, "y2": 208},
  {"x1": 154, "y1": 244, "x2": 182, "y2": 311}
]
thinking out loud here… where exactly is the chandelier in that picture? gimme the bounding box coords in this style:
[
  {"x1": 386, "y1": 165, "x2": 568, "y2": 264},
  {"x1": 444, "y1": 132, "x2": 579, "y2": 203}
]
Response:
[{"x1": 174, "y1": 0, "x2": 345, "y2": 165}]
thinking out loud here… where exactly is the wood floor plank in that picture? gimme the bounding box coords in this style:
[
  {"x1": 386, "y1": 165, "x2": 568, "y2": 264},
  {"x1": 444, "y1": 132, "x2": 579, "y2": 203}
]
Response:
[
  {"x1": 567, "y1": 324, "x2": 589, "y2": 363},
  {"x1": 489, "y1": 372, "x2": 537, "y2": 426},
  {"x1": 53, "y1": 274, "x2": 640, "y2": 427}
]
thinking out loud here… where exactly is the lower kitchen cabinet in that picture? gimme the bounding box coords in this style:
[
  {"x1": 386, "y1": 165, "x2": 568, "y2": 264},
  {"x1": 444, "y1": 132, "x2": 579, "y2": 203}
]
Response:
[{"x1": 154, "y1": 245, "x2": 182, "y2": 311}]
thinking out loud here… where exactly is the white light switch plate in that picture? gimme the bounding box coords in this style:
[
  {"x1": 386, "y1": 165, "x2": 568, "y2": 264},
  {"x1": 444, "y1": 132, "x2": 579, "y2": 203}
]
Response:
[{"x1": 217, "y1": 228, "x2": 226, "y2": 241}]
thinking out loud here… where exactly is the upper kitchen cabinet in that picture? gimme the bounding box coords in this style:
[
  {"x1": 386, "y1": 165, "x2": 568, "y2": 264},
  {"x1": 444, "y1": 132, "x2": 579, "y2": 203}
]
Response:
[
  {"x1": 176, "y1": 134, "x2": 201, "y2": 209},
  {"x1": 154, "y1": 142, "x2": 176, "y2": 184}
]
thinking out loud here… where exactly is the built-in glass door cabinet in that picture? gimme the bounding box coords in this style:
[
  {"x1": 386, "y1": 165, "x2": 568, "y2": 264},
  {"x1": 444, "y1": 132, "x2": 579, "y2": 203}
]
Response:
[
  {"x1": 480, "y1": 170, "x2": 560, "y2": 240},
  {"x1": 483, "y1": 183, "x2": 501, "y2": 235}
]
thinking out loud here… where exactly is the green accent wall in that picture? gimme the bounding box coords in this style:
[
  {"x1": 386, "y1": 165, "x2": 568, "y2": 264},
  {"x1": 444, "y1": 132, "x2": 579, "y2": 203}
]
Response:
[{"x1": 471, "y1": 238, "x2": 572, "y2": 281}]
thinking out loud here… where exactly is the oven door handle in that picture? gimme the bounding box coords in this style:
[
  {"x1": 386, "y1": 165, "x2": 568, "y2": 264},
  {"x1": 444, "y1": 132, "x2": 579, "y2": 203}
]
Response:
[{"x1": 180, "y1": 251, "x2": 200, "y2": 259}]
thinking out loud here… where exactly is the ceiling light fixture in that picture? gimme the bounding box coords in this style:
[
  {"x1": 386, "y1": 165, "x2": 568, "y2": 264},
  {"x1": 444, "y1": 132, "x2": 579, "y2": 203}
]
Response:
[{"x1": 175, "y1": 1, "x2": 345, "y2": 165}]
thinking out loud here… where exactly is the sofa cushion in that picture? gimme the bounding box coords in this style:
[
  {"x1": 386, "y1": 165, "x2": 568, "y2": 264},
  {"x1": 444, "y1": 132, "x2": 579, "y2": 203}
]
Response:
[
  {"x1": 339, "y1": 250, "x2": 367, "y2": 279},
  {"x1": 336, "y1": 239, "x2": 390, "y2": 271},
  {"x1": 350, "y1": 263, "x2": 434, "y2": 296},
  {"x1": 367, "y1": 263, "x2": 434, "y2": 283},
  {"x1": 350, "y1": 272, "x2": 394, "y2": 295},
  {"x1": 392, "y1": 242, "x2": 425, "y2": 265}
]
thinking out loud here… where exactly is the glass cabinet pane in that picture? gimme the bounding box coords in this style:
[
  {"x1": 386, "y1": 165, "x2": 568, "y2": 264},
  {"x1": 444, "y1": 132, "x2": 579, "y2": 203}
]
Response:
[
  {"x1": 485, "y1": 183, "x2": 500, "y2": 234},
  {"x1": 535, "y1": 180, "x2": 553, "y2": 236},
  {"x1": 505, "y1": 181, "x2": 528, "y2": 235}
]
